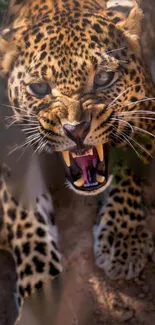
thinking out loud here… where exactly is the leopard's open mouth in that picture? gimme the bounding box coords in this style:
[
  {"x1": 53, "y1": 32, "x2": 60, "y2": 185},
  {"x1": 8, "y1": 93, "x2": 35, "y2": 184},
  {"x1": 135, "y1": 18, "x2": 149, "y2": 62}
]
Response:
[{"x1": 61, "y1": 144, "x2": 113, "y2": 194}]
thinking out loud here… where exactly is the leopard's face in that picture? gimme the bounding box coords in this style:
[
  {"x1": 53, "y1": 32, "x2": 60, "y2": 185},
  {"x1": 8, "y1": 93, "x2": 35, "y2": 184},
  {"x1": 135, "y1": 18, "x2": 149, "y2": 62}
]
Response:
[{"x1": 8, "y1": 9, "x2": 146, "y2": 195}]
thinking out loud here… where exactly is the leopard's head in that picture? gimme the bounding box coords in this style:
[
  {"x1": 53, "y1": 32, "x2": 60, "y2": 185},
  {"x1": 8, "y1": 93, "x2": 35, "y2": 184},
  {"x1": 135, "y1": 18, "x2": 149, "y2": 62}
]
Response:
[{"x1": 0, "y1": 1, "x2": 148, "y2": 195}]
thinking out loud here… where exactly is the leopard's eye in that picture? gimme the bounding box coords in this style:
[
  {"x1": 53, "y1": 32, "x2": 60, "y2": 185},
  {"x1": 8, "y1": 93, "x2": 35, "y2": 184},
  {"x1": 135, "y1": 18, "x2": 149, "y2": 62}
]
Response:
[
  {"x1": 94, "y1": 71, "x2": 118, "y2": 88},
  {"x1": 28, "y1": 83, "x2": 51, "y2": 97}
]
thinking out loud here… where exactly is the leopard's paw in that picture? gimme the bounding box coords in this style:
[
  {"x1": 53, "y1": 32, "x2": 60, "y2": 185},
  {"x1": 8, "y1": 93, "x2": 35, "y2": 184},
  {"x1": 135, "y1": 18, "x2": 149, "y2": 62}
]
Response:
[{"x1": 93, "y1": 223, "x2": 154, "y2": 280}]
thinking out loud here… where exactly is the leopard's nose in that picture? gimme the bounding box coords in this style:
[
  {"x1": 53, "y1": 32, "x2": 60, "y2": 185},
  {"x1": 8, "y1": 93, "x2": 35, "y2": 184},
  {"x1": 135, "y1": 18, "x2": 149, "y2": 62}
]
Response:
[{"x1": 63, "y1": 121, "x2": 90, "y2": 142}]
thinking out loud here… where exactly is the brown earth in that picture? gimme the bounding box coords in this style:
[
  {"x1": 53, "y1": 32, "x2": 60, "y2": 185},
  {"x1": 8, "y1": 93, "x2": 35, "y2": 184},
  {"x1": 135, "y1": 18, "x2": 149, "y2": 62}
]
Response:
[
  {"x1": 19, "y1": 173, "x2": 155, "y2": 325},
  {"x1": 1, "y1": 1, "x2": 155, "y2": 325}
]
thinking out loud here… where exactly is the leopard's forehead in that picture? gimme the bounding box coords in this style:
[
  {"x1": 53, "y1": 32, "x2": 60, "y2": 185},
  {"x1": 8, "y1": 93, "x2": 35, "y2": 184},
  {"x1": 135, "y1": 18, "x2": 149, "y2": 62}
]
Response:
[{"x1": 15, "y1": 9, "x2": 125, "y2": 94}]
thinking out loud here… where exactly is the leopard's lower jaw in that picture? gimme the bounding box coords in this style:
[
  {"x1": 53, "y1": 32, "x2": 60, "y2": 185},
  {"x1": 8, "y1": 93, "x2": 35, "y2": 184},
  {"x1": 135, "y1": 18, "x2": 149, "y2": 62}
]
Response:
[{"x1": 66, "y1": 174, "x2": 113, "y2": 196}]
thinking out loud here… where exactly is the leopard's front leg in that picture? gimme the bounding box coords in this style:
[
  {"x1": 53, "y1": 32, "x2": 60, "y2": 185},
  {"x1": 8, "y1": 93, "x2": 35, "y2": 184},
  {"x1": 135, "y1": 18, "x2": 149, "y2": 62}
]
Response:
[
  {"x1": 93, "y1": 168, "x2": 154, "y2": 280},
  {"x1": 0, "y1": 165, "x2": 62, "y2": 324}
]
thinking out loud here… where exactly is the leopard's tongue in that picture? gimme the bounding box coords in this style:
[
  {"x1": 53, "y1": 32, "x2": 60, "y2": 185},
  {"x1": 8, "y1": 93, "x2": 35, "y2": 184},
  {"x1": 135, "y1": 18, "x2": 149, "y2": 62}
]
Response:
[
  {"x1": 75, "y1": 150, "x2": 98, "y2": 184},
  {"x1": 62, "y1": 144, "x2": 106, "y2": 188}
]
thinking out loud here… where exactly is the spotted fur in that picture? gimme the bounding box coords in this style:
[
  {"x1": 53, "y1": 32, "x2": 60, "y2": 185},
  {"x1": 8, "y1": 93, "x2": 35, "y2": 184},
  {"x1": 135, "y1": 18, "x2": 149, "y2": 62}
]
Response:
[
  {"x1": 94, "y1": 167, "x2": 154, "y2": 279},
  {"x1": 0, "y1": 164, "x2": 62, "y2": 324},
  {"x1": 0, "y1": 0, "x2": 154, "y2": 155},
  {"x1": 0, "y1": 0, "x2": 155, "y2": 322}
]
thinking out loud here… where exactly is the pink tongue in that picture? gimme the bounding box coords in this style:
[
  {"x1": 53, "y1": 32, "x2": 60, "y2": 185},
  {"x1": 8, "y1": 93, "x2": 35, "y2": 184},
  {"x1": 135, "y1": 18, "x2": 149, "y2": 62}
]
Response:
[{"x1": 75, "y1": 150, "x2": 98, "y2": 184}]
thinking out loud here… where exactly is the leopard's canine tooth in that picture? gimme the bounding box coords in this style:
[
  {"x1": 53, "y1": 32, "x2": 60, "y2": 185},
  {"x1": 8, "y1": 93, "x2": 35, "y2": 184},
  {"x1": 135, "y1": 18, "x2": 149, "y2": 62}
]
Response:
[
  {"x1": 87, "y1": 148, "x2": 93, "y2": 156},
  {"x1": 62, "y1": 151, "x2": 71, "y2": 167},
  {"x1": 96, "y1": 174, "x2": 105, "y2": 184},
  {"x1": 95, "y1": 144, "x2": 104, "y2": 162},
  {"x1": 72, "y1": 152, "x2": 77, "y2": 158},
  {"x1": 74, "y1": 176, "x2": 84, "y2": 187}
]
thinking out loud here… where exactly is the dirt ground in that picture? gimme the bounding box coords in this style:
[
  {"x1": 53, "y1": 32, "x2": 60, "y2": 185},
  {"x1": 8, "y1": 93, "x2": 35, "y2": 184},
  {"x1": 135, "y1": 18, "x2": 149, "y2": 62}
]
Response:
[
  {"x1": 1, "y1": 1, "x2": 155, "y2": 325},
  {"x1": 18, "y1": 173, "x2": 155, "y2": 325}
]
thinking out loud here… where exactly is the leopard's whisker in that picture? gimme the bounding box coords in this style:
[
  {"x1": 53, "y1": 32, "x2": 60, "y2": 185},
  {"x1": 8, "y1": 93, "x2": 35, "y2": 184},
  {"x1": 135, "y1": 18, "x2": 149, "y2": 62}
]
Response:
[
  {"x1": 108, "y1": 84, "x2": 141, "y2": 108},
  {"x1": 36, "y1": 130, "x2": 52, "y2": 154},
  {"x1": 12, "y1": 114, "x2": 36, "y2": 118},
  {"x1": 106, "y1": 121, "x2": 130, "y2": 147},
  {"x1": 35, "y1": 135, "x2": 47, "y2": 154},
  {"x1": 118, "y1": 116, "x2": 155, "y2": 122},
  {"x1": 111, "y1": 117, "x2": 134, "y2": 132},
  {"x1": 2, "y1": 115, "x2": 15, "y2": 121},
  {"x1": 7, "y1": 134, "x2": 40, "y2": 155},
  {"x1": 2, "y1": 103, "x2": 36, "y2": 116},
  {"x1": 15, "y1": 121, "x2": 38, "y2": 126},
  {"x1": 113, "y1": 115, "x2": 155, "y2": 139},
  {"x1": 3, "y1": 113, "x2": 47, "y2": 131},
  {"x1": 16, "y1": 134, "x2": 42, "y2": 160},
  {"x1": 112, "y1": 124, "x2": 142, "y2": 160},
  {"x1": 22, "y1": 126, "x2": 39, "y2": 132},
  {"x1": 106, "y1": 46, "x2": 127, "y2": 54},
  {"x1": 131, "y1": 125, "x2": 155, "y2": 139},
  {"x1": 112, "y1": 97, "x2": 155, "y2": 110},
  {"x1": 0, "y1": 116, "x2": 17, "y2": 126},
  {"x1": 112, "y1": 116, "x2": 155, "y2": 151},
  {"x1": 145, "y1": 95, "x2": 155, "y2": 103},
  {"x1": 2, "y1": 103, "x2": 25, "y2": 110},
  {"x1": 127, "y1": 134, "x2": 154, "y2": 159},
  {"x1": 12, "y1": 115, "x2": 36, "y2": 121},
  {"x1": 118, "y1": 110, "x2": 155, "y2": 116},
  {"x1": 114, "y1": 122, "x2": 154, "y2": 159},
  {"x1": 109, "y1": 122, "x2": 143, "y2": 159},
  {"x1": 26, "y1": 133, "x2": 40, "y2": 141},
  {"x1": 4, "y1": 115, "x2": 37, "y2": 124},
  {"x1": 3, "y1": 115, "x2": 38, "y2": 128},
  {"x1": 110, "y1": 129, "x2": 124, "y2": 145},
  {"x1": 24, "y1": 130, "x2": 40, "y2": 136},
  {"x1": 5, "y1": 119, "x2": 17, "y2": 129}
]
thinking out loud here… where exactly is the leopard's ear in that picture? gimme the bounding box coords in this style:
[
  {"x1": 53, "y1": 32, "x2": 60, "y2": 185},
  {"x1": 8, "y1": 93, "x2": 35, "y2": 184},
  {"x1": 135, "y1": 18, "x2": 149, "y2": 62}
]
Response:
[
  {"x1": 0, "y1": 29, "x2": 17, "y2": 76},
  {"x1": 106, "y1": 1, "x2": 143, "y2": 55},
  {"x1": 0, "y1": 0, "x2": 28, "y2": 77},
  {"x1": 0, "y1": 27, "x2": 25, "y2": 76}
]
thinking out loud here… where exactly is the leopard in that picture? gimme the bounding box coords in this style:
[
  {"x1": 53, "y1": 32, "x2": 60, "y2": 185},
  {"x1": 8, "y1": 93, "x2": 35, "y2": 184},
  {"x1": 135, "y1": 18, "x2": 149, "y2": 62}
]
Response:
[
  {"x1": 0, "y1": 164, "x2": 62, "y2": 324},
  {"x1": 0, "y1": 0, "x2": 155, "y2": 322}
]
